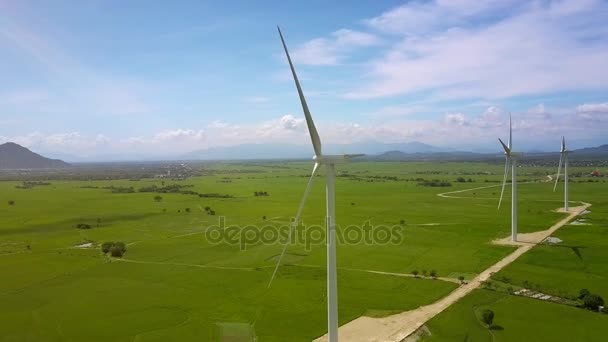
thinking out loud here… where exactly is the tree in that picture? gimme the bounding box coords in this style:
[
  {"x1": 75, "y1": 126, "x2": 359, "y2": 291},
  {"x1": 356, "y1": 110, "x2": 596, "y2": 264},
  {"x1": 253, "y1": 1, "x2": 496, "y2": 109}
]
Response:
[
  {"x1": 458, "y1": 276, "x2": 465, "y2": 284},
  {"x1": 583, "y1": 294, "x2": 604, "y2": 311},
  {"x1": 204, "y1": 206, "x2": 211, "y2": 212},
  {"x1": 456, "y1": 177, "x2": 466, "y2": 183},
  {"x1": 412, "y1": 270, "x2": 419, "y2": 277},
  {"x1": 400, "y1": 219, "x2": 405, "y2": 225},
  {"x1": 110, "y1": 245, "x2": 125, "y2": 257},
  {"x1": 209, "y1": 210, "x2": 216, "y2": 215},
  {"x1": 154, "y1": 195, "x2": 163, "y2": 202},
  {"x1": 101, "y1": 241, "x2": 114, "y2": 254},
  {"x1": 430, "y1": 270, "x2": 437, "y2": 279},
  {"x1": 262, "y1": 215, "x2": 267, "y2": 220},
  {"x1": 422, "y1": 269, "x2": 428, "y2": 277},
  {"x1": 8, "y1": 200, "x2": 15, "y2": 206},
  {"x1": 579, "y1": 288, "x2": 591, "y2": 299},
  {"x1": 185, "y1": 208, "x2": 191, "y2": 212},
  {"x1": 481, "y1": 309, "x2": 494, "y2": 327}
]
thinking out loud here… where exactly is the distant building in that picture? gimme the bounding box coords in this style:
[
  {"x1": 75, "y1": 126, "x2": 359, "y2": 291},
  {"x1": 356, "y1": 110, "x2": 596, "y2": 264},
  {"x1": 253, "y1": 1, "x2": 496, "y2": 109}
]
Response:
[{"x1": 591, "y1": 170, "x2": 601, "y2": 177}]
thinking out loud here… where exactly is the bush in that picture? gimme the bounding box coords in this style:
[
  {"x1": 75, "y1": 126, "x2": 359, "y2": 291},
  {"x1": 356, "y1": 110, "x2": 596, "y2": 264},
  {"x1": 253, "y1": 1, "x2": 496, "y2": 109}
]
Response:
[
  {"x1": 101, "y1": 241, "x2": 114, "y2": 254},
  {"x1": 76, "y1": 223, "x2": 92, "y2": 229},
  {"x1": 583, "y1": 294, "x2": 604, "y2": 311},
  {"x1": 154, "y1": 195, "x2": 163, "y2": 202},
  {"x1": 8, "y1": 200, "x2": 15, "y2": 206},
  {"x1": 579, "y1": 288, "x2": 590, "y2": 299},
  {"x1": 430, "y1": 270, "x2": 437, "y2": 278},
  {"x1": 412, "y1": 270, "x2": 419, "y2": 277},
  {"x1": 110, "y1": 246, "x2": 125, "y2": 257},
  {"x1": 102, "y1": 241, "x2": 127, "y2": 257},
  {"x1": 458, "y1": 276, "x2": 465, "y2": 283},
  {"x1": 481, "y1": 309, "x2": 494, "y2": 327}
]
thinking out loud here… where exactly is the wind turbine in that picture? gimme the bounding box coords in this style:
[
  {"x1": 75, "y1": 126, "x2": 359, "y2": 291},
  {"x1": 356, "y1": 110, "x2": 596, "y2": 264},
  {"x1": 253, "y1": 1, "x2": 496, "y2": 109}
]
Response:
[
  {"x1": 498, "y1": 114, "x2": 522, "y2": 242},
  {"x1": 268, "y1": 26, "x2": 362, "y2": 342},
  {"x1": 553, "y1": 136, "x2": 570, "y2": 211}
]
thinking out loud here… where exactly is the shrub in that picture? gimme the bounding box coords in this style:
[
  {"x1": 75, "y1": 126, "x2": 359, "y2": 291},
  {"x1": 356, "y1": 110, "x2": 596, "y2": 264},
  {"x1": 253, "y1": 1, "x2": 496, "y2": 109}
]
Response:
[
  {"x1": 76, "y1": 223, "x2": 92, "y2": 229},
  {"x1": 154, "y1": 195, "x2": 163, "y2": 202},
  {"x1": 8, "y1": 200, "x2": 15, "y2": 206},
  {"x1": 102, "y1": 241, "x2": 127, "y2": 257},
  {"x1": 481, "y1": 309, "x2": 494, "y2": 327},
  {"x1": 412, "y1": 270, "x2": 419, "y2": 277},
  {"x1": 110, "y1": 246, "x2": 125, "y2": 257},
  {"x1": 458, "y1": 276, "x2": 465, "y2": 283},
  {"x1": 579, "y1": 288, "x2": 590, "y2": 299},
  {"x1": 583, "y1": 294, "x2": 604, "y2": 311},
  {"x1": 101, "y1": 241, "x2": 114, "y2": 254}
]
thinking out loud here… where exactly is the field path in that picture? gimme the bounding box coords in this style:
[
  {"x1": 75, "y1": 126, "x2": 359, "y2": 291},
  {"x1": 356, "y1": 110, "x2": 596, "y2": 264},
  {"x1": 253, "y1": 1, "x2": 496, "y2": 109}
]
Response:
[{"x1": 315, "y1": 186, "x2": 589, "y2": 342}]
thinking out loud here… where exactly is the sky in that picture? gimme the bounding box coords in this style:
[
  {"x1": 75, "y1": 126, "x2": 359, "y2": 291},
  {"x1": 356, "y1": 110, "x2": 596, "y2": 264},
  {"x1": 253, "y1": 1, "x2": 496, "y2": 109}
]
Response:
[{"x1": 1, "y1": 0, "x2": 607, "y2": 159}]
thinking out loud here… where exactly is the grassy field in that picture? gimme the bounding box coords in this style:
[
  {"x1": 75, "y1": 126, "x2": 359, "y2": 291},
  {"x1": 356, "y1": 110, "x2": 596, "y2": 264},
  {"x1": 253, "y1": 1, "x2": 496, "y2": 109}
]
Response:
[
  {"x1": 422, "y1": 289, "x2": 608, "y2": 341},
  {"x1": 1, "y1": 161, "x2": 606, "y2": 340}
]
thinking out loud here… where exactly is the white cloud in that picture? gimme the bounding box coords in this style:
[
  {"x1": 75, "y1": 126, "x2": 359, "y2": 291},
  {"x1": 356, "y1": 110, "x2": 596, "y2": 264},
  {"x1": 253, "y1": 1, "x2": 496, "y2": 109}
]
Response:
[
  {"x1": 292, "y1": 29, "x2": 381, "y2": 66},
  {"x1": 245, "y1": 96, "x2": 270, "y2": 103},
  {"x1": 154, "y1": 129, "x2": 205, "y2": 142},
  {"x1": 346, "y1": 0, "x2": 608, "y2": 100},
  {"x1": 365, "y1": 0, "x2": 517, "y2": 35},
  {"x1": 576, "y1": 102, "x2": 608, "y2": 121},
  {"x1": 577, "y1": 102, "x2": 608, "y2": 113},
  {"x1": 445, "y1": 112, "x2": 467, "y2": 126},
  {"x1": 279, "y1": 114, "x2": 305, "y2": 130}
]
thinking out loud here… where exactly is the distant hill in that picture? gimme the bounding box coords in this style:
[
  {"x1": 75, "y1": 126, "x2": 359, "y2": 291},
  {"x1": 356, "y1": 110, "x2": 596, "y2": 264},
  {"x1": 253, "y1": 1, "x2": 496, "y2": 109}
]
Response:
[
  {"x1": 573, "y1": 144, "x2": 608, "y2": 156},
  {"x1": 372, "y1": 150, "x2": 489, "y2": 161},
  {"x1": 0, "y1": 142, "x2": 70, "y2": 169},
  {"x1": 182, "y1": 141, "x2": 448, "y2": 160}
]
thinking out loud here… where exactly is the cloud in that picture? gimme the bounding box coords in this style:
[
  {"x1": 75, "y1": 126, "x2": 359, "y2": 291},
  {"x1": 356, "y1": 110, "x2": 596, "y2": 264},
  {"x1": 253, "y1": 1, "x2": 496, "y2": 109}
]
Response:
[
  {"x1": 279, "y1": 114, "x2": 305, "y2": 130},
  {"x1": 576, "y1": 102, "x2": 608, "y2": 121},
  {"x1": 364, "y1": 0, "x2": 518, "y2": 35},
  {"x1": 154, "y1": 129, "x2": 205, "y2": 142},
  {"x1": 346, "y1": 0, "x2": 608, "y2": 100},
  {"x1": 577, "y1": 102, "x2": 608, "y2": 113},
  {"x1": 245, "y1": 96, "x2": 270, "y2": 103},
  {"x1": 292, "y1": 29, "x2": 381, "y2": 65}
]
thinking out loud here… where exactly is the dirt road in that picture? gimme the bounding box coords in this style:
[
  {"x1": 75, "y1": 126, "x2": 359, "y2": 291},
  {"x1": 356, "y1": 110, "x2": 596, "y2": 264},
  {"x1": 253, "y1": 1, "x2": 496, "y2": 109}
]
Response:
[{"x1": 314, "y1": 200, "x2": 589, "y2": 342}]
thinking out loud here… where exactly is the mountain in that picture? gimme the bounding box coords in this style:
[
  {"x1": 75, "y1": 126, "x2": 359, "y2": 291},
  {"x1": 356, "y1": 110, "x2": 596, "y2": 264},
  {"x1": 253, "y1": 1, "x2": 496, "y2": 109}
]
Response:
[
  {"x1": 372, "y1": 150, "x2": 489, "y2": 161},
  {"x1": 0, "y1": 142, "x2": 70, "y2": 169},
  {"x1": 182, "y1": 141, "x2": 448, "y2": 160},
  {"x1": 573, "y1": 144, "x2": 608, "y2": 156}
]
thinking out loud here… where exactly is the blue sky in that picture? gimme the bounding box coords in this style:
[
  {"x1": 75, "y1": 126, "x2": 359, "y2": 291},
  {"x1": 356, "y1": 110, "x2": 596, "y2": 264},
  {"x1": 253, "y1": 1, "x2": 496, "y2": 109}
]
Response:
[{"x1": 1, "y1": 0, "x2": 607, "y2": 158}]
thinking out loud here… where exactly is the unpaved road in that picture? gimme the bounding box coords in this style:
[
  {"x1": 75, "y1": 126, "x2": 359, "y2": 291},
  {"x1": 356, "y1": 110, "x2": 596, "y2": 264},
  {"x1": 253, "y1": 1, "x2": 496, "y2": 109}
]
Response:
[{"x1": 314, "y1": 192, "x2": 589, "y2": 342}]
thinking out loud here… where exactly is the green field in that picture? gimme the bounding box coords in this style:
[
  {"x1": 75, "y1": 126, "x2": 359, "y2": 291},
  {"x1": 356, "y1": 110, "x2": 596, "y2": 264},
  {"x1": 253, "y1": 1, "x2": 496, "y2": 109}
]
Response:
[{"x1": 1, "y1": 161, "x2": 607, "y2": 341}]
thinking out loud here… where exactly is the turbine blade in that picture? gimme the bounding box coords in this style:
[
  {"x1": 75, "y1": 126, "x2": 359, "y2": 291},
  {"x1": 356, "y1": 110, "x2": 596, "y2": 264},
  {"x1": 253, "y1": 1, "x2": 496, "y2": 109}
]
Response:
[
  {"x1": 509, "y1": 113, "x2": 512, "y2": 150},
  {"x1": 498, "y1": 157, "x2": 510, "y2": 209},
  {"x1": 498, "y1": 138, "x2": 511, "y2": 154},
  {"x1": 554, "y1": 153, "x2": 563, "y2": 192},
  {"x1": 277, "y1": 26, "x2": 322, "y2": 156},
  {"x1": 268, "y1": 162, "x2": 320, "y2": 288}
]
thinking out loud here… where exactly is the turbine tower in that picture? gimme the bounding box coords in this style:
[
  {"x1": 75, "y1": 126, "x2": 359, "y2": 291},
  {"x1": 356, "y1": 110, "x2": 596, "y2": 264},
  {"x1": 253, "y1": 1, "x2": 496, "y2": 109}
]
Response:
[
  {"x1": 268, "y1": 26, "x2": 362, "y2": 342},
  {"x1": 498, "y1": 114, "x2": 522, "y2": 242},
  {"x1": 553, "y1": 136, "x2": 570, "y2": 211}
]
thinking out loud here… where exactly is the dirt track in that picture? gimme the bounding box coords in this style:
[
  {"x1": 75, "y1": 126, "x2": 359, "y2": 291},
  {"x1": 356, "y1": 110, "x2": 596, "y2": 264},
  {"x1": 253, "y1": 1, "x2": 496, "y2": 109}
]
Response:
[{"x1": 314, "y1": 185, "x2": 588, "y2": 342}]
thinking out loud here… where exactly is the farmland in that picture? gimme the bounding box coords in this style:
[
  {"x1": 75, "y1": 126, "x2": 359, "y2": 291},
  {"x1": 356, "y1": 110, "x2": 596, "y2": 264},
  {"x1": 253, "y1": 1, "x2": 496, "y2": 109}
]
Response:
[{"x1": 1, "y1": 161, "x2": 607, "y2": 341}]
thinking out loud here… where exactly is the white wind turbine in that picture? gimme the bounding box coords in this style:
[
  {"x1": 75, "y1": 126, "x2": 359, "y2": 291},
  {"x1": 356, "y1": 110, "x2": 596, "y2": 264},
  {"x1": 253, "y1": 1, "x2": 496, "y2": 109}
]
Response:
[
  {"x1": 553, "y1": 136, "x2": 570, "y2": 211},
  {"x1": 498, "y1": 114, "x2": 522, "y2": 242},
  {"x1": 268, "y1": 26, "x2": 362, "y2": 342}
]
